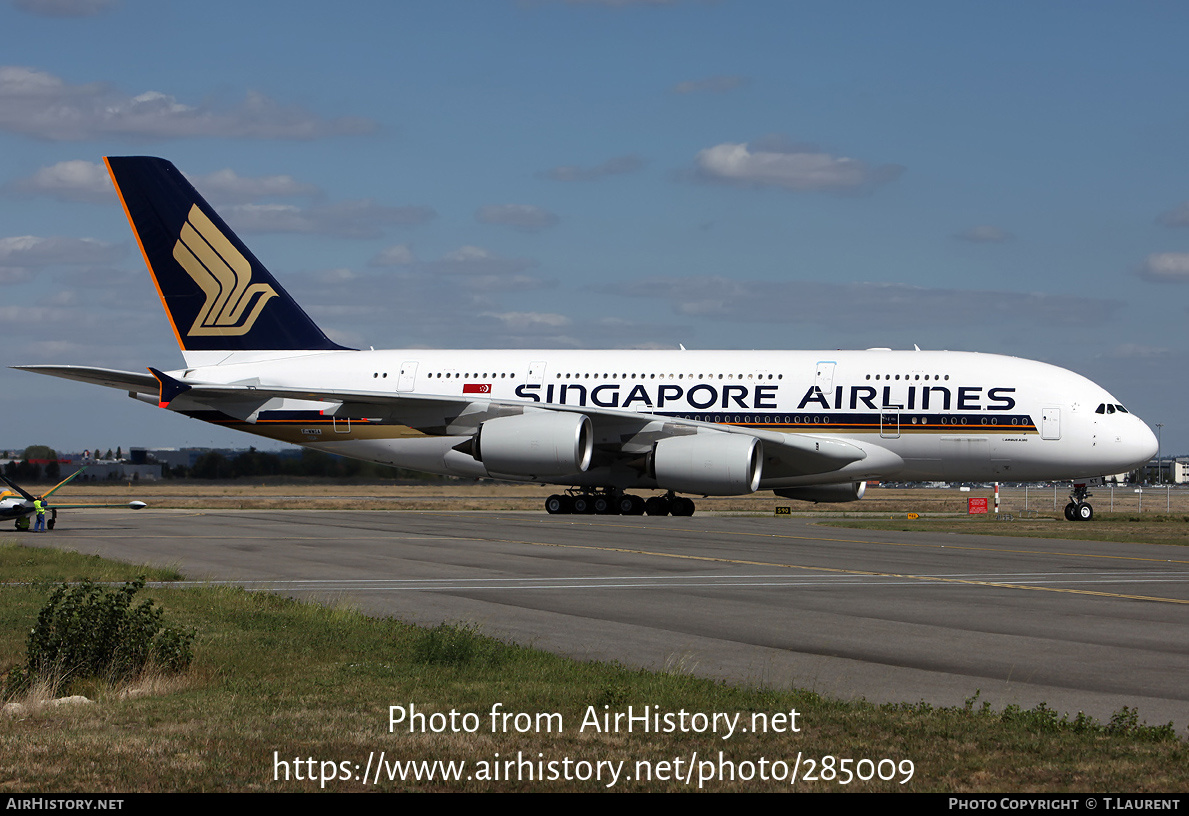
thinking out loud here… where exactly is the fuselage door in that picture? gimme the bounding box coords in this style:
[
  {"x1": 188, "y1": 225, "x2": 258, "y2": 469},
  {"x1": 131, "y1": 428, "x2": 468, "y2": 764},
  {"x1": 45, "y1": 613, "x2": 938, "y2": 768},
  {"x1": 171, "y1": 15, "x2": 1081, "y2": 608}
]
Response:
[
  {"x1": 815, "y1": 361, "x2": 836, "y2": 394},
  {"x1": 397, "y1": 361, "x2": 419, "y2": 393},
  {"x1": 1041, "y1": 407, "x2": 1061, "y2": 440},
  {"x1": 527, "y1": 361, "x2": 547, "y2": 385},
  {"x1": 880, "y1": 410, "x2": 900, "y2": 439}
]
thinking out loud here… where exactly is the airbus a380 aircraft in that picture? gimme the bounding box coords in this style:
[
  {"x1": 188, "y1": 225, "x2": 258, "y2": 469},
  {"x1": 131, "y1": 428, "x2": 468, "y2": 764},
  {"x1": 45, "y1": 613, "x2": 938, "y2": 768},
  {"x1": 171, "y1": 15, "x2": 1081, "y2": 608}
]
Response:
[{"x1": 16, "y1": 157, "x2": 1158, "y2": 519}]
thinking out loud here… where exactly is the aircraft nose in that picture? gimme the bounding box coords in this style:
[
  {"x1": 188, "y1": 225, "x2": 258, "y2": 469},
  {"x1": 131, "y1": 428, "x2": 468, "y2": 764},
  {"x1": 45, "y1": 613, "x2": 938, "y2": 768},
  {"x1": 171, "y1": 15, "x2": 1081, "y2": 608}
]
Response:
[{"x1": 1128, "y1": 417, "x2": 1159, "y2": 470}]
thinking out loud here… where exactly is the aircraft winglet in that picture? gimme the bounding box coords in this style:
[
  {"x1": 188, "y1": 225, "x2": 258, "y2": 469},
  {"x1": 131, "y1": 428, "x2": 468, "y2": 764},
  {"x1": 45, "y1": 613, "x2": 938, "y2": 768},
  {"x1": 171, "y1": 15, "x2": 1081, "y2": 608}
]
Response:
[{"x1": 148, "y1": 367, "x2": 192, "y2": 408}]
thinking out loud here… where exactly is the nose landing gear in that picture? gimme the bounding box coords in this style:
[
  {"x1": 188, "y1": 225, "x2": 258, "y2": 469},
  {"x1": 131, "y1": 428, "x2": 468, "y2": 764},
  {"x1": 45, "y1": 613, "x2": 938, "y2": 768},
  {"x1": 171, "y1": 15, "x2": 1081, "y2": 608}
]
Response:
[{"x1": 1063, "y1": 483, "x2": 1094, "y2": 521}]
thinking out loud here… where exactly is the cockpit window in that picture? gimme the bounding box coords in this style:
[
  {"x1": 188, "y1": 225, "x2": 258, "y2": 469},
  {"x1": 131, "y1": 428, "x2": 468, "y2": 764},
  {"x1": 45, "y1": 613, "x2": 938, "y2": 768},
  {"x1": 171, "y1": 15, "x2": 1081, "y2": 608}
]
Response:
[
  {"x1": 1095, "y1": 404, "x2": 1105, "y2": 414},
  {"x1": 1115, "y1": 404, "x2": 1128, "y2": 413}
]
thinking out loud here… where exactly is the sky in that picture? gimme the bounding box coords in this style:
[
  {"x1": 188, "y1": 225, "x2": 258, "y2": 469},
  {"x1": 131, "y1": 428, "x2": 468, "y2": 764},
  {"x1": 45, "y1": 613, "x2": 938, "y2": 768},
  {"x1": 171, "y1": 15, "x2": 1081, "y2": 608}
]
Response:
[{"x1": 1, "y1": 0, "x2": 1187, "y2": 456}]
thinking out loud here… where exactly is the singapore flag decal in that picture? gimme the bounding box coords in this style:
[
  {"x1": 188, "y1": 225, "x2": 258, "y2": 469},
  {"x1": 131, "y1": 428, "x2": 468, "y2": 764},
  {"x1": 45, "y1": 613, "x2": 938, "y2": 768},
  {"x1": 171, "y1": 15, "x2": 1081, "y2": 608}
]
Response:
[{"x1": 463, "y1": 383, "x2": 492, "y2": 394}]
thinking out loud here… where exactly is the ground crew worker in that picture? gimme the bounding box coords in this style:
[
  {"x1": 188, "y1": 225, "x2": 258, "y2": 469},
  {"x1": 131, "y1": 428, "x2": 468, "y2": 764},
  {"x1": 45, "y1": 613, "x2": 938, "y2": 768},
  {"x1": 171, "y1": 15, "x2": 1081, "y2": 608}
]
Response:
[{"x1": 33, "y1": 498, "x2": 46, "y2": 532}]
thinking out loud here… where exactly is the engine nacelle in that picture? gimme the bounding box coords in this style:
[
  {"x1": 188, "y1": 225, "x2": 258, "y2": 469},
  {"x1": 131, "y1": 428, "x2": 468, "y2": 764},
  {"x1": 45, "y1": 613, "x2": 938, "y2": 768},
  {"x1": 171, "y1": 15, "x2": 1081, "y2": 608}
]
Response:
[
  {"x1": 773, "y1": 482, "x2": 867, "y2": 503},
  {"x1": 474, "y1": 412, "x2": 593, "y2": 477},
  {"x1": 650, "y1": 433, "x2": 763, "y2": 495}
]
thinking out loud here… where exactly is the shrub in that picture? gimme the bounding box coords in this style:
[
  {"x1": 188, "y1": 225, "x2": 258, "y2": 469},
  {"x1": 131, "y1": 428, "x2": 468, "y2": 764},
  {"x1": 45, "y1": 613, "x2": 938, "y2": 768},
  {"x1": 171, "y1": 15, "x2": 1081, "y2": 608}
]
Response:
[
  {"x1": 12, "y1": 577, "x2": 193, "y2": 693},
  {"x1": 413, "y1": 622, "x2": 504, "y2": 668}
]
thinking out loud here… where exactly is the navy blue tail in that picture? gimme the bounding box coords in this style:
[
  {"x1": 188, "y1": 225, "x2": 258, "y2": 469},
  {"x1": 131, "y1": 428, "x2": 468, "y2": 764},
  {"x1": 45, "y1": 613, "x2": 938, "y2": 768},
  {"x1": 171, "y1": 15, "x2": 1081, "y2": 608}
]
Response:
[{"x1": 106, "y1": 156, "x2": 349, "y2": 354}]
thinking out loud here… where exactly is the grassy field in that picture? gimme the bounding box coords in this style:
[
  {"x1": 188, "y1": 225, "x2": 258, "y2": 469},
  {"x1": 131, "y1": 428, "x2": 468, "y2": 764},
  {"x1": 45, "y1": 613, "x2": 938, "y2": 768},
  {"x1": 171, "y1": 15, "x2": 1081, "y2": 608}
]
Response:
[{"x1": 1, "y1": 541, "x2": 1186, "y2": 792}]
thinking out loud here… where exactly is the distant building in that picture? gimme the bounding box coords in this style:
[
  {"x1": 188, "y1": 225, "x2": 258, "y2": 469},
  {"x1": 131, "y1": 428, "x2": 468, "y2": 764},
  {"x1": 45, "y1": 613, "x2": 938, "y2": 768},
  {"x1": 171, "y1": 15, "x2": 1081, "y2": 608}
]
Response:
[{"x1": 1141, "y1": 457, "x2": 1189, "y2": 484}]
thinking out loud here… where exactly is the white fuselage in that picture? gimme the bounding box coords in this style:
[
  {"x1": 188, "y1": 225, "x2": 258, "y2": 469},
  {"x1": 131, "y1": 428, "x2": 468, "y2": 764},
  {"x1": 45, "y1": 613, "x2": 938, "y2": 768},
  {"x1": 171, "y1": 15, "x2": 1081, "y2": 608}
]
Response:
[{"x1": 168, "y1": 348, "x2": 1158, "y2": 491}]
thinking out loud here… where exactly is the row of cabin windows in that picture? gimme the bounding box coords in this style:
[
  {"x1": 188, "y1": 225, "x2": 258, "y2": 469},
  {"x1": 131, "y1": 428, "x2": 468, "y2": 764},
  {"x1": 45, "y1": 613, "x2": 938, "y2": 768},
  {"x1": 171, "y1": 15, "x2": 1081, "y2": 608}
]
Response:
[
  {"x1": 369, "y1": 371, "x2": 962, "y2": 383},
  {"x1": 663, "y1": 414, "x2": 1032, "y2": 426},
  {"x1": 866, "y1": 374, "x2": 949, "y2": 381},
  {"x1": 373, "y1": 372, "x2": 514, "y2": 379},
  {"x1": 374, "y1": 371, "x2": 786, "y2": 381},
  {"x1": 554, "y1": 372, "x2": 783, "y2": 380}
]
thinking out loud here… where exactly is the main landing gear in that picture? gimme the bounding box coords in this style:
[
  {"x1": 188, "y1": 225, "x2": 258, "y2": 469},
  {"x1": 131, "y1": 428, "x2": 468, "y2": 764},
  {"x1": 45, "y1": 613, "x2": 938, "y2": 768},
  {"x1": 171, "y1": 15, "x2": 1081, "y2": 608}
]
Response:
[
  {"x1": 544, "y1": 489, "x2": 695, "y2": 517},
  {"x1": 1063, "y1": 483, "x2": 1094, "y2": 521}
]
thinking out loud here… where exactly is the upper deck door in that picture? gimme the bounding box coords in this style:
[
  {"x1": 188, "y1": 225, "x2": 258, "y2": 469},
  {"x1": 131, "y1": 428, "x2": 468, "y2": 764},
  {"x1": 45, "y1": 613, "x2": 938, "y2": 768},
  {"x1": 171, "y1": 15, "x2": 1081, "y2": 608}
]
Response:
[
  {"x1": 1041, "y1": 408, "x2": 1061, "y2": 440},
  {"x1": 396, "y1": 361, "x2": 419, "y2": 393},
  {"x1": 815, "y1": 361, "x2": 836, "y2": 393}
]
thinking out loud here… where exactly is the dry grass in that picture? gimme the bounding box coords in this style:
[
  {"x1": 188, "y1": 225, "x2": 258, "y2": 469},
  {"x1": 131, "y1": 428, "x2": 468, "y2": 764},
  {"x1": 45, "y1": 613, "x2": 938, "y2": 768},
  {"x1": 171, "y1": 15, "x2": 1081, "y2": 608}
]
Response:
[{"x1": 31, "y1": 480, "x2": 1189, "y2": 516}]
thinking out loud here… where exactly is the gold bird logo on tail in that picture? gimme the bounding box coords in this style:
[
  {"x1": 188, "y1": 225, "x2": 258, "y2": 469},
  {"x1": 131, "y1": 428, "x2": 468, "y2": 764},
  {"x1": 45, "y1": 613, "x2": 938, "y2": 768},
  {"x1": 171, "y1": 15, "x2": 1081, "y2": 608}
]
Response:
[{"x1": 173, "y1": 205, "x2": 277, "y2": 336}]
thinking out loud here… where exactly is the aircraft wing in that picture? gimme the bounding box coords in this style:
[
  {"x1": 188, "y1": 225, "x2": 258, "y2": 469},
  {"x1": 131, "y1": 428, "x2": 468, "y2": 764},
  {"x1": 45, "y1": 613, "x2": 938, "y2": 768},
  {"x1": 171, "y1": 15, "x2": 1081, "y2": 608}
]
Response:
[
  {"x1": 14, "y1": 364, "x2": 866, "y2": 479},
  {"x1": 46, "y1": 502, "x2": 148, "y2": 510},
  {"x1": 13, "y1": 365, "x2": 160, "y2": 394}
]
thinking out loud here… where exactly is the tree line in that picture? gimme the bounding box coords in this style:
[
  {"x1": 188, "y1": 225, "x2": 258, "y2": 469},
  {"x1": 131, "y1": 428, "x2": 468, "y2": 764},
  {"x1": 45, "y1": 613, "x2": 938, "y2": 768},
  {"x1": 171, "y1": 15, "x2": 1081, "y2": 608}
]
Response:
[
  {"x1": 173, "y1": 448, "x2": 448, "y2": 482},
  {"x1": 3, "y1": 446, "x2": 452, "y2": 483}
]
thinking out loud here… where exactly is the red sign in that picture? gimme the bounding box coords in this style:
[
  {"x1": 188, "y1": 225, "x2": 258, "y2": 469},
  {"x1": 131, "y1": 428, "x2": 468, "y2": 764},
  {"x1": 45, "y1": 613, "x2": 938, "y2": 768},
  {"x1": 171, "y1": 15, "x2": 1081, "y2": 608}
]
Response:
[
  {"x1": 463, "y1": 383, "x2": 492, "y2": 394},
  {"x1": 968, "y1": 497, "x2": 988, "y2": 514}
]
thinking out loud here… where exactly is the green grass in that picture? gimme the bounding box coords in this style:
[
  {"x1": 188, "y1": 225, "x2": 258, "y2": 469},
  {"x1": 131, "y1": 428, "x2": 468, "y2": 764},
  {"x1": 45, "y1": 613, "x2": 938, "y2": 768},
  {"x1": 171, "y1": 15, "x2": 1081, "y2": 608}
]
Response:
[{"x1": 1, "y1": 541, "x2": 1185, "y2": 792}]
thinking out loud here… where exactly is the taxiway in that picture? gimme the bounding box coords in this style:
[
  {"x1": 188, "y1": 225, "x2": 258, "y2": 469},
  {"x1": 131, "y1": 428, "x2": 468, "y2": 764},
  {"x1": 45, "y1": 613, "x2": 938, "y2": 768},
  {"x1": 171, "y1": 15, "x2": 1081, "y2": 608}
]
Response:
[{"x1": 23, "y1": 510, "x2": 1189, "y2": 729}]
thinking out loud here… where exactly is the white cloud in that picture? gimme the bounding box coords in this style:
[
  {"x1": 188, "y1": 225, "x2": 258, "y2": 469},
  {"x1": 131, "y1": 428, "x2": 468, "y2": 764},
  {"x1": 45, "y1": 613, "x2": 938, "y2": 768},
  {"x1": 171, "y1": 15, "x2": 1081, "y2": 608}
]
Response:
[
  {"x1": 593, "y1": 276, "x2": 1118, "y2": 329},
  {"x1": 0, "y1": 66, "x2": 377, "y2": 141},
  {"x1": 553, "y1": 0, "x2": 682, "y2": 5},
  {"x1": 5, "y1": 160, "x2": 113, "y2": 202},
  {"x1": 0, "y1": 235, "x2": 124, "y2": 266},
  {"x1": 479, "y1": 311, "x2": 571, "y2": 331},
  {"x1": 672, "y1": 75, "x2": 748, "y2": 94},
  {"x1": 1106, "y1": 343, "x2": 1172, "y2": 360},
  {"x1": 954, "y1": 225, "x2": 1012, "y2": 243},
  {"x1": 460, "y1": 274, "x2": 554, "y2": 292},
  {"x1": 223, "y1": 200, "x2": 435, "y2": 239},
  {"x1": 426, "y1": 246, "x2": 538, "y2": 277},
  {"x1": 369, "y1": 244, "x2": 417, "y2": 266},
  {"x1": 0, "y1": 235, "x2": 124, "y2": 285},
  {"x1": 541, "y1": 155, "x2": 644, "y2": 182},
  {"x1": 190, "y1": 168, "x2": 320, "y2": 204},
  {"x1": 311, "y1": 268, "x2": 362, "y2": 284},
  {"x1": 1136, "y1": 252, "x2": 1189, "y2": 283},
  {"x1": 694, "y1": 138, "x2": 903, "y2": 192},
  {"x1": 476, "y1": 204, "x2": 559, "y2": 232}
]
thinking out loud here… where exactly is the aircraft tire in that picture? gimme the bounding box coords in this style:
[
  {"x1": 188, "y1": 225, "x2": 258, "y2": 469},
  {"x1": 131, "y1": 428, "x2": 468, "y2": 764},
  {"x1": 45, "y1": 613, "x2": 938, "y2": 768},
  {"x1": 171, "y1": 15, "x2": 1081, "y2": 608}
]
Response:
[
  {"x1": 1063, "y1": 502, "x2": 1077, "y2": 521},
  {"x1": 645, "y1": 496, "x2": 670, "y2": 516},
  {"x1": 46, "y1": 519, "x2": 55, "y2": 530},
  {"x1": 615, "y1": 495, "x2": 636, "y2": 515},
  {"x1": 1076, "y1": 502, "x2": 1093, "y2": 521},
  {"x1": 593, "y1": 496, "x2": 613, "y2": 515},
  {"x1": 671, "y1": 497, "x2": 696, "y2": 517},
  {"x1": 572, "y1": 495, "x2": 593, "y2": 514},
  {"x1": 545, "y1": 495, "x2": 567, "y2": 514}
]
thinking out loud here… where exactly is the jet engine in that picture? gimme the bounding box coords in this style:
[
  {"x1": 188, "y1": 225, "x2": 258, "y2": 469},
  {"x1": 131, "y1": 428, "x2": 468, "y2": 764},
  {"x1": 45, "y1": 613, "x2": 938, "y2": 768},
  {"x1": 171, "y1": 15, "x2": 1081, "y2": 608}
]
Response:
[
  {"x1": 773, "y1": 482, "x2": 867, "y2": 503},
  {"x1": 474, "y1": 412, "x2": 593, "y2": 478},
  {"x1": 650, "y1": 433, "x2": 763, "y2": 495}
]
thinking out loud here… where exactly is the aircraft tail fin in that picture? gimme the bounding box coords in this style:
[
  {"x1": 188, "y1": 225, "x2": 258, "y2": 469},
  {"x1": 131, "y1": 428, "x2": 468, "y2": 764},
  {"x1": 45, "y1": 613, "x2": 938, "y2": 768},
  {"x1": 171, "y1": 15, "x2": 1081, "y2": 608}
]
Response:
[{"x1": 104, "y1": 157, "x2": 350, "y2": 363}]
